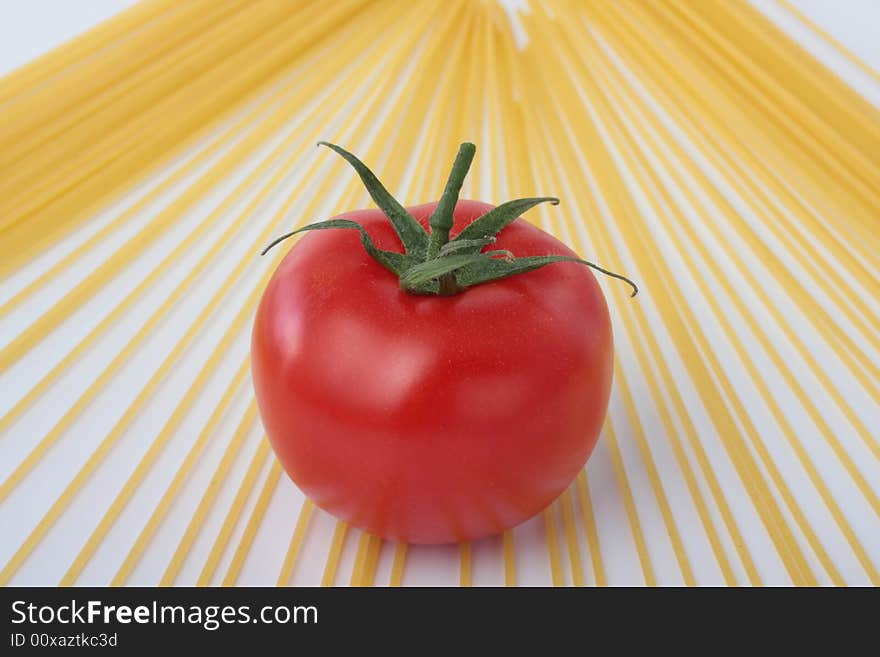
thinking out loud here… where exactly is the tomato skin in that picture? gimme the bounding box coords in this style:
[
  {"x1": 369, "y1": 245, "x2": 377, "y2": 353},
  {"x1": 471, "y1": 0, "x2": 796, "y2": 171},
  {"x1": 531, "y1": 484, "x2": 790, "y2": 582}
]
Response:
[{"x1": 251, "y1": 200, "x2": 613, "y2": 544}]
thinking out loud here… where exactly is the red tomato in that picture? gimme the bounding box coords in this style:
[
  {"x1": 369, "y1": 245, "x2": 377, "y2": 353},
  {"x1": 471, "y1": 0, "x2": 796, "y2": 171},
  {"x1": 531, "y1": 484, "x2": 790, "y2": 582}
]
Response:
[{"x1": 251, "y1": 200, "x2": 613, "y2": 544}]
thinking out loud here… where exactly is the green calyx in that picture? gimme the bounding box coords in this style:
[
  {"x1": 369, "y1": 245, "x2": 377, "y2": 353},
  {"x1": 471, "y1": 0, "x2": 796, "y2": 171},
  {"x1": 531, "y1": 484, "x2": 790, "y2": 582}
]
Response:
[{"x1": 262, "y1": 142, "x2": 638, "y2": 298}]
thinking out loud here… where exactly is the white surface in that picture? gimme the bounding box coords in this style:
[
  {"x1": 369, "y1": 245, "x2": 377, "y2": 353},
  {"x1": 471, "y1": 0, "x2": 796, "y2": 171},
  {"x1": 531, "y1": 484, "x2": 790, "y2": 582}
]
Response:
[
  {"x1": 780, "y1": 0, "x2": 880, "y2": 65},
  {"x1": 0, "y1": 0, "x2": 139, "y2": 77}
]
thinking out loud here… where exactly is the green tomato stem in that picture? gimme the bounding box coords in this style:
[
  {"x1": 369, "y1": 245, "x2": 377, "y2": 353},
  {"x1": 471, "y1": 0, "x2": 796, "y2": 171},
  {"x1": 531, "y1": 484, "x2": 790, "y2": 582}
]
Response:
[
  {"x1": 426, "y1": 142, "x2": 476, "y2": 259},
  {"x1": 263, "y1": 141, "x2": 639, "y2": 299}
]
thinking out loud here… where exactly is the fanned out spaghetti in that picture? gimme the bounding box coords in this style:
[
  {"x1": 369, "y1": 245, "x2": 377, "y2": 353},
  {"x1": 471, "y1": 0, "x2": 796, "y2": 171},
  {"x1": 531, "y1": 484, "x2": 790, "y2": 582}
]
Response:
[{"x1": 0, "y1": 0, "x2": 877, "y2": 587}]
